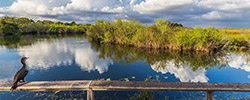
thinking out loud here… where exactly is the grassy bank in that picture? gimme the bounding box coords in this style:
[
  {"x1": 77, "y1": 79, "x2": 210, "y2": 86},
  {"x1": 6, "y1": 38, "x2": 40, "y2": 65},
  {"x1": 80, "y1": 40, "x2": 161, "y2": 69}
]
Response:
[{"x1": 86, "y1": 19, "x2": 250, "y2": 52}]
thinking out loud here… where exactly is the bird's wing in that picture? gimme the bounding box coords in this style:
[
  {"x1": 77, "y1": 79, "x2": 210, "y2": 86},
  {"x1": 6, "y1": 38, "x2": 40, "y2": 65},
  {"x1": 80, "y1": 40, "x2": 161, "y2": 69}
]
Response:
[
  {"x1": 20, "y1": 70, "x2": 28, "y2": 80},
  {"x1": 13, "y1": 68, "x2": 23, "y2": 82}
]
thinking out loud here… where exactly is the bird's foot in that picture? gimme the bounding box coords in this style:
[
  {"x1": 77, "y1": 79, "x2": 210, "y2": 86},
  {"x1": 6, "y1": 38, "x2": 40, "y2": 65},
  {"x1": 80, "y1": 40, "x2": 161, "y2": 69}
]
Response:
[{"x1": 19, "y1": 80, "x2": 25, "y2": 83}]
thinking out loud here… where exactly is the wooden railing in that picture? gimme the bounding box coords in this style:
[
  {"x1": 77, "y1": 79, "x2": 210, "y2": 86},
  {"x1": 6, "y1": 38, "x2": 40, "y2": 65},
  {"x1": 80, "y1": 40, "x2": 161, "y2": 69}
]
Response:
[{"x1": 1, "y1": 80, "x2": 250, "y2": 100}]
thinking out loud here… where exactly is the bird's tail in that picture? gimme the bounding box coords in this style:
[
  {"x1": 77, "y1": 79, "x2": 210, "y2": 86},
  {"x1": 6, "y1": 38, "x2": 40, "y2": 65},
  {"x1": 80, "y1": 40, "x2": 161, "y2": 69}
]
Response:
[{"x1": 10, "y1": 82, "x2": 17, "y2": 90}]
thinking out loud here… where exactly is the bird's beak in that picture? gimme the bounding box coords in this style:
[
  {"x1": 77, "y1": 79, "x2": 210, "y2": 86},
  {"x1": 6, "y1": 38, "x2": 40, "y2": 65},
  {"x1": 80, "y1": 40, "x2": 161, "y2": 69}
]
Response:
[{"x1": 26, "y1": 57, "x2": 29, "y2": 60}]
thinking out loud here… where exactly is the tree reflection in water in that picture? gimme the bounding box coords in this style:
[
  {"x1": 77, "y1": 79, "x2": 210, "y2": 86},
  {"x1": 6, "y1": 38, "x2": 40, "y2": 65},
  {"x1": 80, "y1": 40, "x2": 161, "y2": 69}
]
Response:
[
  {"x1": 89, "y1": 39, "x2": 229, "y2": 71},
  {"x1": 89, "y1": 39, "x2": 231, "y2": 82},
  {"x1": 1, "y1": 35, "x2": 249, "y2": 83}
]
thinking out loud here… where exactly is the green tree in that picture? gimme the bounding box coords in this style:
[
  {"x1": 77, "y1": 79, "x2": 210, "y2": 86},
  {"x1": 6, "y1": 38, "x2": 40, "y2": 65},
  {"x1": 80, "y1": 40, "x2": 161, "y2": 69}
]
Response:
[
  {"x1": 1, "y1": 22, "x2": 21, "y2": 35},
  {"x1": 15, "y1": 17, "x2": 33, "y2": 24}
]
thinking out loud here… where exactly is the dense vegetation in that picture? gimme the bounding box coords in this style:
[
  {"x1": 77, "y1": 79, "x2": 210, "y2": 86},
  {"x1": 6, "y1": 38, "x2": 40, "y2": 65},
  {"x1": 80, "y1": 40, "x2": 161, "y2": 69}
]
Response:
[
  {"x1": 87, "y1": 19, "x2": 250, "y2": 52},
  {"x1": 0, "y1": 16, "x2": 87, "y2": 35},
  {"x1": 0, "y1": 17, "x2": 88, "y2": 48},
  {"x1": 1, "y1": 16, "x2": 250, "y2": 52}
]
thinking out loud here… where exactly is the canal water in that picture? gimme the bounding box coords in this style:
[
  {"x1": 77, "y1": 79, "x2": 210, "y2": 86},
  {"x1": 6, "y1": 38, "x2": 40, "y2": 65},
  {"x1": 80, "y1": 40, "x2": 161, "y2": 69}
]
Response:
[{"x1": 0, "y1": 36, "x2": 250, "y2": 99}]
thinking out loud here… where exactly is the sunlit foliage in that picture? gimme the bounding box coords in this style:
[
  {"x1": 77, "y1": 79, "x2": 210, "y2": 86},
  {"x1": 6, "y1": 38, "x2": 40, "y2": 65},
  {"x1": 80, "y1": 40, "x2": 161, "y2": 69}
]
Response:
[
  {"x1": 86, "y1": 18, "x2": 250, "y2": 52},
  {"x1": 0, "y1": 16, "x2": 87, "y2": 35}
]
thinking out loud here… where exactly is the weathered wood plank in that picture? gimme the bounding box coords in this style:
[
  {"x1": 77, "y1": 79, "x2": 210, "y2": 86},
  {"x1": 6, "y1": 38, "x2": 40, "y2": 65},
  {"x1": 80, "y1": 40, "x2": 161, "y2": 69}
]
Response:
[
  {"x1": 1, "y1": 80, "x2": 250, "y2": 92},
  {"x1": 0, "y1": 81, "x2": 91, "y2": 91},
  {"x1": 90, "y1": 81, "x2": 250, "y2": 92}
]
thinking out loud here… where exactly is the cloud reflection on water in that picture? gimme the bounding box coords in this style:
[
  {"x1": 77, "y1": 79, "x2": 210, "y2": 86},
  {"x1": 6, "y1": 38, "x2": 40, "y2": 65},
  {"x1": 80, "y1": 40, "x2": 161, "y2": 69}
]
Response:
[
  {"x1": 151, "y1": 60, "x2": 208, "y2": 82},
  {"x1": 16, "y1": 38, "x2": 209, "y2": 82},
  {"x1": 151, "y1": 53, "x2": 250, "y2": 82},
  {"x1": 17, "y1": 38, "x2": 113, "y2": 74},
  {"x1": 228, "y1": 53, "x2": 250, "y2": 73},
  {"x1": 2, "y1": 38, "x2": 250, "y2": 82}
]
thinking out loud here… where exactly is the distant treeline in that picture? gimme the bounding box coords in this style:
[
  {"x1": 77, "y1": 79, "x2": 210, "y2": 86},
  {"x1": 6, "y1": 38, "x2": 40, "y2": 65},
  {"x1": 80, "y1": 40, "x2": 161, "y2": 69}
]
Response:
[
  {"x1": 0, "y1": 16, "x2": 89, "y2": 35},
  {"x1": 0, "y1": 16, "x2": 88, "y2": 48},
  {"x1": 1, "y1": 16, "x2": 250, "y2": 52}
]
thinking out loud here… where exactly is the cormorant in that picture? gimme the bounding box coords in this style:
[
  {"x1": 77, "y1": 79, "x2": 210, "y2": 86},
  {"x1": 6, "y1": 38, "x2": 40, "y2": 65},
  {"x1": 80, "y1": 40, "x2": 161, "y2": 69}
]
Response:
[{"x1": 11, "y1": 57, "x2": 29, "y2": 90}]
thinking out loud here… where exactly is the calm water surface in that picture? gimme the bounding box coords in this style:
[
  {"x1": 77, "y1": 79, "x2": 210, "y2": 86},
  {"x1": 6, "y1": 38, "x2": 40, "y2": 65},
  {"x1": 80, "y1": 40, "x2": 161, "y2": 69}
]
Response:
[{"x1": 1, "y1": 37, "x2": 250, "y2": 99}]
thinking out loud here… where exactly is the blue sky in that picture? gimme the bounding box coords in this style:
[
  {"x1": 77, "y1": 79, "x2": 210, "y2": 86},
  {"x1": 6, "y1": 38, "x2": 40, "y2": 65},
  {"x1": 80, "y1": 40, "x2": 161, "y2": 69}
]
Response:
[
  {"x1": 0, "y1": 0, "x2": 250, "y2": 28},
  {"x1": 0, "y1": 0, "x2": 15, "y2": 7}
]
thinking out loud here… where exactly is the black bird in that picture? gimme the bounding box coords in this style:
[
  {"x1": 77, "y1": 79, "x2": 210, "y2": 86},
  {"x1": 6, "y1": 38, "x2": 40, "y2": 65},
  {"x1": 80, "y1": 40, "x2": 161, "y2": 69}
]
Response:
[{"x1": 11, "y1": 57, "x2": 29, "y2": 90}]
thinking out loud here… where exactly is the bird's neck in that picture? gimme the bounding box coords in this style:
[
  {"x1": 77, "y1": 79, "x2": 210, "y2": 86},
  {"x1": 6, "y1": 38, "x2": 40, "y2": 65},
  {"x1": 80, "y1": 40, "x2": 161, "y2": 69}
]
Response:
[{"x1": 21, "y1": 61, "x2": 27, "y2": 68}]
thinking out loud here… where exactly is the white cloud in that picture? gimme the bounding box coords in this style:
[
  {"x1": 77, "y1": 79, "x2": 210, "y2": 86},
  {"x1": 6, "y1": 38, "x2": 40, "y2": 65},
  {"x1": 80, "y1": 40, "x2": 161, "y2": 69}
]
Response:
[
  {"x1": 64, "y1": 0, "x2": 121, "y2": 12},
  {"x1": 133, "y1": 0, "x2": 197, "y2": 14},
  {"x1": 194, "y1": 0, "x2": 250, "y2": 25},
  {"x1": 132, "y1": 0, "x2": 250, "y2": 27},
  {"x1": 101, "y1": 6, "x2": 124, "y2": 13},
  {"x1": 1, "y1": 0, "x2": 70, "y2": 16},
  {"x1": 151, "y1": 60, "x2": 208, "y2": 82},
  {"x1": 1, "y1": 0, "x2": 250, "y2": 27},
  {"x1": 0, "y1": 0, "x2": 124, "y2": 18},
  {"x1": 198, "y1": 0, "x2": 250, "y2": 12},
  {"x1": 0, "y1": 0, "x2": 128, "y2": 24},
  {"x1": 200, "y1": 11, "x2": 222, "y2": 20}
]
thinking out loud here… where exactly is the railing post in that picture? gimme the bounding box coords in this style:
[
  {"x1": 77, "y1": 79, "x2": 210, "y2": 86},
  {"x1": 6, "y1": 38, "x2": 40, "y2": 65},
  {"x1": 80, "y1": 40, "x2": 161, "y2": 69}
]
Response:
[
  {"x1": 87, "y1": 88, "x2": 94, "y2": 100},
  {"x1": 206, "y1": 91, "x2": 214, "y2": 100}
]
